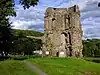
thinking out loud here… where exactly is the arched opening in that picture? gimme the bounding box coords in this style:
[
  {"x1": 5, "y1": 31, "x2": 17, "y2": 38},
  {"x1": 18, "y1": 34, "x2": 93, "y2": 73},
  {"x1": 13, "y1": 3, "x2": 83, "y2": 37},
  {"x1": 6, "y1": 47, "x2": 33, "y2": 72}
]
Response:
[
  {"x1": 61, "y1": 32, "x2": 67, "y2": 36},
  {"x1": 52, "y1": 18, "x2": 56, "y2": 21},
  {"x1": 56, "y1": 52, "x2": 59, "y2": 57},
  {"x1": 69, "y1": 46, "x2": 72, "y2": 57},
  {"x1": 53, "y1": 8, "x2": 56, "y2": 10}
]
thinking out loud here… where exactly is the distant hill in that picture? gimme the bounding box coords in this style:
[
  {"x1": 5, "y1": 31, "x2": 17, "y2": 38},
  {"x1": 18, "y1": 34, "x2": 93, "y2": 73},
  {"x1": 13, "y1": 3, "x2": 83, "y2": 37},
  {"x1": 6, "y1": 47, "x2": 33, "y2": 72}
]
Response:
[{"x1": 12, "y1": 29, "x2": 44, "y2": 37}]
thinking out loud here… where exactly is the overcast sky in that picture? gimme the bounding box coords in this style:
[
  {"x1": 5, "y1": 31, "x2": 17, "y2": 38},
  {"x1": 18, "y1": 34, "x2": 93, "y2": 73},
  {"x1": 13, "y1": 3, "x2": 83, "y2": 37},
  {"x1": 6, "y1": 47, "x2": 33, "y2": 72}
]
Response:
[{"x1": 9, "y1": 0, "x2": 100, "y2": 39}]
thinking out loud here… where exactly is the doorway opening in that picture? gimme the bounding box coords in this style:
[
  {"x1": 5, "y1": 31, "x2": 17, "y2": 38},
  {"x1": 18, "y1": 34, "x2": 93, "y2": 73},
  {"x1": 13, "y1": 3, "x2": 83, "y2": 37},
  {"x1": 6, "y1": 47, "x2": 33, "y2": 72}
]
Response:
[{"x1": 56, "y1": 52, "x2": 59, "y2": 57}]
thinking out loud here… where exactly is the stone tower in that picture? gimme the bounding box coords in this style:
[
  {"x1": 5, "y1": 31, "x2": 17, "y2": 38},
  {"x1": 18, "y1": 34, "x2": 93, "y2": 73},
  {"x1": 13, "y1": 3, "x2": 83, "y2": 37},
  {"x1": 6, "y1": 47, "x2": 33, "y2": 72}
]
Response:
[{"x1": 43, "y1": 5, "x2": 83, "y2": 57}]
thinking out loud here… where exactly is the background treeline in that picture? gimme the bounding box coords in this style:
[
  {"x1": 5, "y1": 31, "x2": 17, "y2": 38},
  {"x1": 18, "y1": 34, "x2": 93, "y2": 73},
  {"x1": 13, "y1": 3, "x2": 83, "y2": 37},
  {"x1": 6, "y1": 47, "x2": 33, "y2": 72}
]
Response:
[
  {"x1": 0, "y1": 29, "x2": 43, "y2": 56},
  {"x1": 10, "y1": 29, "x2": 43, "y2": 55},
  {"x1": 83, "y1": 39, "x2": 100, "y2": 57},
  {"x1": 1, "y1": 28, "x2": 100, "y2": 57},
  {"x1": 12, "y1": 29, "x2": 44, "y2": 37}
]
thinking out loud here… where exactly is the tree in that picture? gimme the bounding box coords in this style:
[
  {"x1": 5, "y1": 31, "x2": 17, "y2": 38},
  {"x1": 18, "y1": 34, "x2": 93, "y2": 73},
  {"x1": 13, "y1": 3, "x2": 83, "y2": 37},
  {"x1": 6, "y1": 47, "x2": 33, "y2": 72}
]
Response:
[
  {"x1": 10, "y1": 36, "x2": 42, "y2": 55},
  {"x1": 83, "y1": 39, "x2": 100, "y2": 57},
  {"x1": 0, "y1": 0, "x2": 16, "y2": 56},
  {"x1": 0, "y1": 0, "x2": 39, "y2": 56},
  {"x1": 20, "y1": 0, "x2": 39, "y2": 9}
]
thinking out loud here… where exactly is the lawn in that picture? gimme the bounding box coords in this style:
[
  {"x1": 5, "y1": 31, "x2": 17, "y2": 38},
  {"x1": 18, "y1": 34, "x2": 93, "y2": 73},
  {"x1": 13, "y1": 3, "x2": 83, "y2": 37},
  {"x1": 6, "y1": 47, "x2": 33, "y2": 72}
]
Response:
[
  {"x1": 28, "y1": 58, "x2": 100, "y2": 75},
  {"x1": 0, "y1": 60, "x2": 37, "y2": 75}
]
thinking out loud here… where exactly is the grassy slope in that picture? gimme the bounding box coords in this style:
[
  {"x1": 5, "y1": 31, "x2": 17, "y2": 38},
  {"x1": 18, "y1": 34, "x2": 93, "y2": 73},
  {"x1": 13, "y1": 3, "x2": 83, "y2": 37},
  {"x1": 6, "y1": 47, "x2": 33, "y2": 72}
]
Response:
[
  {"x1": 28, "y1": 58, "x2": 100, "y2": 75},
  {"x1": 0, "y1": 60, "x2": 37, "y2": 75},
  {"x1": 13, "y1": 29, "x2": 44, "y2": 37}
]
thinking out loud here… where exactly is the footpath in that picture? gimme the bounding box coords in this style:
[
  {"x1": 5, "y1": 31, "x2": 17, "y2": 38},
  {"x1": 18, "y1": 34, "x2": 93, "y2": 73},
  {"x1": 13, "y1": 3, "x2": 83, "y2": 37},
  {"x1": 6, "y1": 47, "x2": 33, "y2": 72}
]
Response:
[{"x1": 24, "y1": 60, "x2": 47, "y2": 75}]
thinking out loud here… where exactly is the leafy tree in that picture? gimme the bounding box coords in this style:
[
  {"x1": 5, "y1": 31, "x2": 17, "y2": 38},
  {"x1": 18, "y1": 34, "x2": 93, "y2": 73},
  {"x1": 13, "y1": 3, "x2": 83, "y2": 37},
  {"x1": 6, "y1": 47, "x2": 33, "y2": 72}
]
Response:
[
  {"x1": 0, "y1": 0, "x2": 39, "y2": 56},
  {"x1": 0, "y1": 0, "x2": 16, "y2": 56},
  {"x1": 83, "y1": 39, "x2": 100, "y2": 57},
  {"x1": 20, "y1": 0, "x2": 39, "y2": 9},
  {"x1": 10, "y1": 36, "x2": 42, "y2": 55}
]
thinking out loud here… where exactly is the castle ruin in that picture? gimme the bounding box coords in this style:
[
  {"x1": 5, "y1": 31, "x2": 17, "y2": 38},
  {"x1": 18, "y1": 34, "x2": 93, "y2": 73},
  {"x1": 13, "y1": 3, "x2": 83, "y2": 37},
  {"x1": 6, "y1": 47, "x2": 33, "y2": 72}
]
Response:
[{"x1": 42, "y1": 5, "x2": 83, "y2": 57}]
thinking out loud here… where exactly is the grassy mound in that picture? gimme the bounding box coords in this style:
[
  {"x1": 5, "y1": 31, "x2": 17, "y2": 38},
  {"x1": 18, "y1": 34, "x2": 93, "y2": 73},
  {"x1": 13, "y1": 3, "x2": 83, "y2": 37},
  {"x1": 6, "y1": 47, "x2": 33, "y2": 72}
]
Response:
[
  {"x1": 0, "y1": 60, "x2": 37, "y2": 75},
  {"x1": 28, "y1": 58, "x2": 100, "y2": 75}
]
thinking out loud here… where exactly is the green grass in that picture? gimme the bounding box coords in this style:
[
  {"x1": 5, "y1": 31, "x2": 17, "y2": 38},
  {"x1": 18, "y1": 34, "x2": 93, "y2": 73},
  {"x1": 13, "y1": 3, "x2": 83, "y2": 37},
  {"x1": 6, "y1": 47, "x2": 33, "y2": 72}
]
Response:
[
  {"x1": 28, "y1": 58, "x2": 100, "y2": 75},
  {"x1": 0, "y1": 60, "x2": 37, "y2": 75}
]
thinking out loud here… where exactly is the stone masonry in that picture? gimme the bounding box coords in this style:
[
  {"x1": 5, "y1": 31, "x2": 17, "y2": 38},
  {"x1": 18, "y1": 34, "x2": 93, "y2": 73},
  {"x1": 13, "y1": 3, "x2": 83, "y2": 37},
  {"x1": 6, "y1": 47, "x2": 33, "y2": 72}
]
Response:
[{"x1": 42, "y1": 5, "x2": 83, "y2": 57}]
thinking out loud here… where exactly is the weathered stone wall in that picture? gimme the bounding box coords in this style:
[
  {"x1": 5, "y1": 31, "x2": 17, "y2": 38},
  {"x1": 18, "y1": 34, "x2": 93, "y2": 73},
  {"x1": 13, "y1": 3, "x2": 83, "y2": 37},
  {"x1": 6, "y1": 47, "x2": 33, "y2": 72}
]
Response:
[{"x1": 43, "y1": 5, "x2": 83, "y2": 57}]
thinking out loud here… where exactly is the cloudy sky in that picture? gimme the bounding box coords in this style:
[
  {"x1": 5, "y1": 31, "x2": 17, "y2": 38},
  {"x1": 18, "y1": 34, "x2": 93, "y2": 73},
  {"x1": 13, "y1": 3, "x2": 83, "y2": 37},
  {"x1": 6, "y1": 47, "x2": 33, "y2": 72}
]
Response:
[{"x1": 9, "y1": 0, "x2": 100, "y2": 39}]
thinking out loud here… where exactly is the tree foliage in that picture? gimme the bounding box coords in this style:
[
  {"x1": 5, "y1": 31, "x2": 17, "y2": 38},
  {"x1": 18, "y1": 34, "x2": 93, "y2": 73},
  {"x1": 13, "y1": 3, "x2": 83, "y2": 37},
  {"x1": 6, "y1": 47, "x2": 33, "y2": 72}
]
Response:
[
  {"x1": 0, "y1": 0, "x2": 16, "y2": 56},
  {"x1": 83, "y1": 39, "x2": 100, "y2": 57},
  {"x1": 0, "y1": 0, "x2": 39, "y2": 56},
  {"x1": 10, "y1": 30, "x2": 42, "y2": 55},
  {"x1": 20, "y1": 0, "x2": 39, "y2": 9}
]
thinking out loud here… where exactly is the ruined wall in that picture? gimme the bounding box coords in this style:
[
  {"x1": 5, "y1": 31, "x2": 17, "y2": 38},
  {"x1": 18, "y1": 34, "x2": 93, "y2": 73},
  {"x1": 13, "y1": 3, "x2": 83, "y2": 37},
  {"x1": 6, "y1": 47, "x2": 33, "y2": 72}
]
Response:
[{"x1": 43, "y1": 5, "x2": 83, "y2": 57}]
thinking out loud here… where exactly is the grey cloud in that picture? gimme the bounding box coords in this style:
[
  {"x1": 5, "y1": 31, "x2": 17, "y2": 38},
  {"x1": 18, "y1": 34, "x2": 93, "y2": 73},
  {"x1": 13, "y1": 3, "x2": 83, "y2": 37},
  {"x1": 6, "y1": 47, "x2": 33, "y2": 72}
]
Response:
[
  {"x1": 81, "y1": 1, "x2": 99, "y2": 12},
  {"x1": 81, "y1": 10, "x2": 100, "y2": 20},
  {"x1": 28, "y1": 24, "x2": 43, "y2": 29},
  {"x1": 80, "y1": 1, "x2": 100, "y2": 20},
  {"x1": 80, "y1": 0, "x2": 100, "y2": 39},
  {"x1": 14, "y1": 7, "x2": 44, "y2": 21},
  {"x1": 83, "y1": 25, "x2": 100, "y2": 39},
  {"x1": 27, "y1": 24, "x2": 44, "y2": 32},
  {"x1": 10, "y1": 5, "x2": 44, "y2": 31}
]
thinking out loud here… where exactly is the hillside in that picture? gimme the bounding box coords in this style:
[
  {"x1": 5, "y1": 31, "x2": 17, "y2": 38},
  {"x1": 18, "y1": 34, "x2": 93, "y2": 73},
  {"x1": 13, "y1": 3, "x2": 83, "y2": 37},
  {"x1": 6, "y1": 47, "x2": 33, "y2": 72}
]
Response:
[{"x1": 12, "y1": 29, "x2": 44, "y2": 37}]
